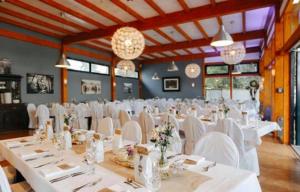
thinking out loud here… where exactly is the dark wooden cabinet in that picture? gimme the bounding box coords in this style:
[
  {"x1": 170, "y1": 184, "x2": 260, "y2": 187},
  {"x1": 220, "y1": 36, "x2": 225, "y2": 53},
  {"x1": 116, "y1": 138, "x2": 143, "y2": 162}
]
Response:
[{"x1": 0, "y1": 104, "x2": 28, "y2": 132}]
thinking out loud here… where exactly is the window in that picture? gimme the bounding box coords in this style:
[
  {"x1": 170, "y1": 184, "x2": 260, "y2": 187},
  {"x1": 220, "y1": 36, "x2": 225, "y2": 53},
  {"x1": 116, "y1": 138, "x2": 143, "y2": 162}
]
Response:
[
  {"x1": 115, "y1": 68, "x2": 138, "y2": 79},
  {"x1": 233, "y1": 63, "x2": 258, "y2": 74},
  {"x1": 232, "y1": 75, "x2": 261, "y2": 101},
  {"x1": 205, "y1": 77, "x2": 230, "y2": 100},
  {"x1": 67, "y1": 59, "x2": 90, "y2": 72},
  {"x1": 206, "y1": 65, "x2": 229, "y2": 75},
  {"x1": 91, "y1": 63, "x2": 109, "y2": 75}
]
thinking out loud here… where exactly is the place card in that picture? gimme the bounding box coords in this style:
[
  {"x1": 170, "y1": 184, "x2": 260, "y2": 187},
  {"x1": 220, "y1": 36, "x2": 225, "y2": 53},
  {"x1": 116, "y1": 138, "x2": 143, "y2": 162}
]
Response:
[
  {"x1": 57, "y1": 163, "x2": 75, "y2": 170},
  {"x1": 34, "y1": 149, "x2": 46, "y2": 153},
  {"x1": 98, "y1": 188, "x2": 114, "y2": 192}
]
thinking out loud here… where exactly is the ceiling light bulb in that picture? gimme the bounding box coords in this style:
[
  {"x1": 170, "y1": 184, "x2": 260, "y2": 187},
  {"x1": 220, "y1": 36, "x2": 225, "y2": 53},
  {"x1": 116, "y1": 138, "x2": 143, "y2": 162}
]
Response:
[{"x1": 293, "y1": 0, "x2": 300, "y2": 4}]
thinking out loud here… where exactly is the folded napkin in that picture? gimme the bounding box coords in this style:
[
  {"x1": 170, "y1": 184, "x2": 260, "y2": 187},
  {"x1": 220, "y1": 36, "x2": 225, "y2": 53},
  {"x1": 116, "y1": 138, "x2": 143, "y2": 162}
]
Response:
[
  {"x1": 183, "y1": 155, "x2": 205, "y2": 166},
  {"x1": 98, "y1": 184, "x2": 130, "y2": 192},
  {"x1": 40, "y1": 163, "x2": 80, "y2": 178},
  {"x1": 6, "y1": 139, "x2": 35, "y2": 148},
  {"x1": 19, "y1": 149, "x2": 49, "y2": 160}
]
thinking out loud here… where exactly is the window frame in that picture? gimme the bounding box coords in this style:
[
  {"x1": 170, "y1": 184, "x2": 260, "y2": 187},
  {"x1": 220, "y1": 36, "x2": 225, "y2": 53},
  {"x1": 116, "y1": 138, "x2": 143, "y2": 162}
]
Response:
[
  {"x1": 232, "y1": 62, "x2": 259, "y2": 75},
  {"x1": 67, "y1": 57, "x2": 110, "y2": 76},
  {"x1": 205, "y1": 64, "x2": 229, "y2": 76},
  {"x1": 114, "y1": 67, "x2": 139, "y2": 79},
  {"x1": 90, "y1": 62, "x2": 110, "y2": 76},
  {"x1": 66, "y1": 58, "x2": 90, "y2": 73}
]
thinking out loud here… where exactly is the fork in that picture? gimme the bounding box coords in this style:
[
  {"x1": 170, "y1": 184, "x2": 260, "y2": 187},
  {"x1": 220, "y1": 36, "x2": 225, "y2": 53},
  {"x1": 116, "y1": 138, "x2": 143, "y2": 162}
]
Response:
[
  {"x1": 50, "y1": 170, "x2": 89, "y2": 183},
  {"x1": 72, "y1": 178, "x2": 102, "y2": 192}
]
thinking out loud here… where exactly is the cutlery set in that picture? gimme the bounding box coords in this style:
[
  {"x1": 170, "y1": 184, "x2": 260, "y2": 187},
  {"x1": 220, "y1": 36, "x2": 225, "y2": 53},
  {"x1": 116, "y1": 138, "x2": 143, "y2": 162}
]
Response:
[
  {"x1": 72, "y1": 178, "x2": 103, "y2": 192},
  {"x1": 124, "y1": 178, "x2": 143, "y2": 189},
  {"x1": 49, "y1": 170, "x2": 90, "y2": 183}
]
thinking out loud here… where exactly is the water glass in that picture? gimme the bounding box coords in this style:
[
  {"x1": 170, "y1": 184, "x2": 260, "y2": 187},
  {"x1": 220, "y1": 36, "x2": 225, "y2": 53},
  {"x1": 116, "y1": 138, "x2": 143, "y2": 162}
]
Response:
[
  {"x1": 85, "y1": 139, "x2": 96, "y2": 174},
  {"x1": 53, "y1": 133, "x2": 64, "y2": 156},
  {"x1": 144, "y1": 160, "x2": 161, "y2": 192}
]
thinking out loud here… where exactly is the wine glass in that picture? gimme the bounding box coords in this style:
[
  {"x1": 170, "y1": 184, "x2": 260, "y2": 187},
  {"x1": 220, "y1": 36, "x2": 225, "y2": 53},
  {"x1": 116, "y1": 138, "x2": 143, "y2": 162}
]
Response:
[
  {"x1": 85, "y1": 139, "x2": 96, "y2": 174},
  {"x1": 54, "y1": 133, "x2": 64, "y2": 157},
  {"x1": 144, "y1": 160, "x2": 161, "y2": 192}
]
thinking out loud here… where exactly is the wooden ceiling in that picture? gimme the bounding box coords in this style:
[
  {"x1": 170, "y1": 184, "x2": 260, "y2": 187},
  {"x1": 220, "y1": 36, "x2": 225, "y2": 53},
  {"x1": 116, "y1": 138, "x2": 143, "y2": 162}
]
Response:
[{"x1": 0, "y1": 0, "x2": 281, "y2": 64}]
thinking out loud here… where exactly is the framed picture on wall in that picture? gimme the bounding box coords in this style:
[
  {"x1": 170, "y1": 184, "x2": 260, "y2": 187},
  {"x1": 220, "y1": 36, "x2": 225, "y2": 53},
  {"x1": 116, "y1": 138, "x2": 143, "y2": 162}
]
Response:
[
  {"x1": 162, "y1": 77, "x2": 180, "y2": 92},
  {"x1": 27, "y1": 73, "x2": 54, "y2": 94},
  {"x1": 81, "y1": 79, "x2": 101, "y2": 94},
  {"x1": 123, "y1": 83, "x2": 133, "y2": 94}
]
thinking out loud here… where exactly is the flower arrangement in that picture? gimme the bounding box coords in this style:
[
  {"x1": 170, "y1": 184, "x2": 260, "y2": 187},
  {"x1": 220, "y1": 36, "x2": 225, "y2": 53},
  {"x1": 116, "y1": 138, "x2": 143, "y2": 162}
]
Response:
[
  {"x1": 126, "y1": 145, "x2": 135, "y2": 160},
  {"x1": 222, "y1": 104, "x2": 230, "y2": 117},
  {"x1": 64, "y1": 113, "x2": 76, "y2": 127},
  {"x1": 150, "y1": 116, "x2": 174, "y2": 166}
]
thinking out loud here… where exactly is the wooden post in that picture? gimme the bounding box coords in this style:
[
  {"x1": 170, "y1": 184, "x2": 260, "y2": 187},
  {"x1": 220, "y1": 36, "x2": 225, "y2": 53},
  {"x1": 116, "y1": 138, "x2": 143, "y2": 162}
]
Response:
[
  {"x1": 60, "y1": 44, "x2": 68, "y2": 104},
  {"x1": 111, "y1": 56, "x2": 117, "y2": 101},
  {"x1": 138, "y1": 63, "x2": 143, "y2": 99}
]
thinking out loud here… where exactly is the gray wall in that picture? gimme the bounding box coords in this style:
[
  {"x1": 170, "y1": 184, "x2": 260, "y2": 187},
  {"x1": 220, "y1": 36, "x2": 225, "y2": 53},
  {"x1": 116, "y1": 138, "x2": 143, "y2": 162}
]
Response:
[
  {"x1": 142, "y1": 60, "x2": 203, "y2": 99},
  {"x1": 0, "y1": 23, "x2": 114, "y2": 104},
  {"x1": 116, "y1": 77, "x2": 139, "y2": 100}
]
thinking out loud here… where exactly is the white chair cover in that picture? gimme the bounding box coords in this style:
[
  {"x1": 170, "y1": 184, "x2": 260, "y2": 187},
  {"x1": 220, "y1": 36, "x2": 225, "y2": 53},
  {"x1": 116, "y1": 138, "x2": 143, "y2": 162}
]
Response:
[
  {"x1": 122, "y1": 121, "x2": 142, "y2": 144},
  {"x1": 160, "y1": 114, "x2": 180, "y2": 132},
  {"x1": 0, "y1": 166, "x2": 12, "y2": 192},
  {"x1": 52, "y1": 104, "x2": 65, "y2": 133},
  {"x1": 97, "y1": 117, "x2": 114, "y2": 137},
  {"x1": 27, "y1": 103, "x2": 37, "y2": 129},
  {"x1": 35, "y1": 104, "x2": 50, "y2": 129},
  {"x1": 90, "y1": 103, "x2": 103, "y2": 131},
  {"x1": 73, "y1": 104, "x2": 88, "y2": 130},
  {"x1": 228, "y1": 106, "x2": 243, "y2": 119},
  {"x1": 138, "y1": 112, "x2": 155, "y2": 144},
  {"x1": 169, "y1": 130, "x2": 182, "y2": 154},
  {"x1": 193, "y1": 132, "x2": 239, "y2": 167},
  {"x1": 119, "y1": 110, "x2": 131, "y2": 127},
  {"x1": 183, "y1": 116, "x2": 206, "y2": 155}
]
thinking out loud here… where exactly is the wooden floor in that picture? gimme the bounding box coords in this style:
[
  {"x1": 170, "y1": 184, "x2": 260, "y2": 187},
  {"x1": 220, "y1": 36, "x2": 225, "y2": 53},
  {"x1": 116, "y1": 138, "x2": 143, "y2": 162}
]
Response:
[{"x1": 0, "y1": 130, "x2": 300, "y2": 191}]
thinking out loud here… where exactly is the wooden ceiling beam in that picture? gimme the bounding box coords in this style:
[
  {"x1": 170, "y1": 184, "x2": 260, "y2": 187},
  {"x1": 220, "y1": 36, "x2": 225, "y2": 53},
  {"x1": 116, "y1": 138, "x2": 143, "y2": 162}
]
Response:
[
  {"x1": 193, "y1": 21, "x2": 209, "y2": 39},
  {"x1": 6, "y1": 0, "x2": 89, "y2": 32},
  {"x1": 143, "y1": 47, "x2": 260, "y2": 64},
  {"x1": 40, "y1": 0, "x2": 106, "y2": 29},
  {"x1": 154, "y1": 28, "x2": 177, "y2": 43},
  {"x1": 75, "y1": 0, "x2": 125, "y2": 25},
  {"x1": 144, "y1": 29, "x2": 265, "y2": 54},
  {"x1": 145, "y1": 0, "x2": 166, "y2": 16},
  {"x1": 177, "y1": 0, "x2": 190, "y2": 12},
  {"x1": 0, "y1": 6, "x2": 74, "y2": 35},
  {"x1": 173, "y1": 25, "x2": 192, "y2": 41},
  {"x1": 64, "y1": 0, "x2": 279, "y2": 44}
]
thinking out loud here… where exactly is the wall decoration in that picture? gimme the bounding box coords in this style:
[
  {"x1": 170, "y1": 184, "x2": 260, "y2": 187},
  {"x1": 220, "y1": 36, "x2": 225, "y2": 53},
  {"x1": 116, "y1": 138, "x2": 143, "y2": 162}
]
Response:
[
  {"x1": 27, "y1": 73, "x2": 54, "y2": 94},
  {"x1": 81, "y1": 79, "x2": 101, "y2": 94},
  {"x1": 0, "y1": 58, "x2": 11, "y2": 74},
  {"x1": 123, "y1": 83, "x2": 133, "y2": 94},
  {"x1": 162, "y1": 77, "x2": 180, "y2": 92}
]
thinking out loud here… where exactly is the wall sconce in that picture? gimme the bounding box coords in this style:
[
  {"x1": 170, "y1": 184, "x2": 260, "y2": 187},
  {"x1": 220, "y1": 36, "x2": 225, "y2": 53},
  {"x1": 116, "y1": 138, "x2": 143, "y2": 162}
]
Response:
[
  {"x1": 192, "y1": 82, "x2": 195, "y2": 87},
  {"x1": 271, "y1": 69, "x2": 275, "y2": 76},
  {"x1": 113, "y1": 82, "x2": 117, "y2": 87},
  {"x1": 63, "y1": 79, "x2": 68, "y2": 85}
]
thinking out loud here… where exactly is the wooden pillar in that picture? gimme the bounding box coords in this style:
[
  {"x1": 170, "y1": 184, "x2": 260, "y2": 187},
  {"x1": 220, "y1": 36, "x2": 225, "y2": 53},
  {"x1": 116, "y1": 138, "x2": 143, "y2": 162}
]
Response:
[
  {"x1": 111, "y1": 56, "x2": 117, "y2": 101},
  {"x1": 229, "y1": 65, "x2": 233, "y2": 99},
  {"x1": 201, "y1": 63, "x2": 206, "y2": 97},
  {"x1": 138, "y1": 63, "x2": 143, "y2": 99},
  {"x1": 60, "y1": 44, "x2": 68, "y2": 103}
]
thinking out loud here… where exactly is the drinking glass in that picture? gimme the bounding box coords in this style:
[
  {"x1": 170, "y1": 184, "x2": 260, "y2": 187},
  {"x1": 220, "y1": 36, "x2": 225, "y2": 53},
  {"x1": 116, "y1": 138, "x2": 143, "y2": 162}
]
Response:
[
  {"x1": 144, "y1": 160, "x2": 161, "y2": 192},
  {"x1": 54, "y1": 133, "x2": 64, "y2": 157},
  {"x1": 85, "y1": 139, "x2": 96, "y2": 174}
]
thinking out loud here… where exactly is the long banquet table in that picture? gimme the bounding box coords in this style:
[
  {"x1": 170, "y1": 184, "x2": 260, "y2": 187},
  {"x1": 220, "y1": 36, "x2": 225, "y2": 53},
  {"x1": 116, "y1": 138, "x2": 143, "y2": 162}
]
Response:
[{"x1": 0, "y1": 137, "x2": 261, "y2": 192}]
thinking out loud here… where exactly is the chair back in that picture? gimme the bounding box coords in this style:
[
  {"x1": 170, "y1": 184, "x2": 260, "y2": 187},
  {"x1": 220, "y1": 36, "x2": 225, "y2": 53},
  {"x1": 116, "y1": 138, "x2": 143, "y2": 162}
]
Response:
[
  {"x1": 161, "y1": 114, "x2": 180, "y2": 132},
  {"x1": 119, "y1": 110, "x2": 131, "y2": 127},
  {"x1": 183, "y1": 116, "x2": 206, "y2": 155},
  {"x1": 0, "y1": 166, "x2": 12, "y2": 192},
  {"x1": 36, "y1": 104, "x2": 50, "y2": 129},
  {"x1": 138, "y1": 112, "x2": 155, "y2": 144},
  {"x1": 97, "y1": 117, "x2": 114, "y2": 137},
  {"x1": 193, "y1": 132, "x2": 239, "y2": 167},
  {"x1": 227, "y1": 119, "x2": 245, "y2": 157},
  {"x1": 27, "y1": 103, "x2": 37, "y2": 128},
  {"x1": 122, "y1": 121, "x2": 142, "y2": 144}
]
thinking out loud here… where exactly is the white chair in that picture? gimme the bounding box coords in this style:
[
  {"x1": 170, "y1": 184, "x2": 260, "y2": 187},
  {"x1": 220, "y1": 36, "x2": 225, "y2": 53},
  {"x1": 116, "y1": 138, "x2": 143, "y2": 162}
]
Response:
[
  {"x1": 193, "y1": 132, "x2": 239, "y2": 167},
  {"x1": 138, "y1": 112, "x2": 155, "y2": 144},
  {"x1": 169, "y1": 130, "x2": 182, "y2": 154},
  {"x1": 35, "y1": 104, "x2": 50, "y2": 129},
  {"x1": 27, "y1": 104, "x2": 37, "y2": 129},
  {"x1": 227, "y1": 120, "x2": 260, "y2": 175},
  {"x1": 52, "y1": 104, "x2": 65, "y2": 133},
  {"x1": 73, "y1": 104, "x2": 88, "y2": 130},
  {"x1": 119, "y1": 110, "x2": 131, "y2": 127},
  {"x1": 97, "y1": 117, "x2": 114, "y2": 137},
  {"x1": 90, "y1": 103, "x2": 103, "y2": 131},
  {"x1": 183, "y1": 116, "x2": 206, "y2": 155},
  {"x1": 160, "y1": 114, "x2": 180, "y2": 132},
  {"x1": 2, "y1": 165, "x2": 16, "y2": 184},
  {"x1": 0, "y1": 166, "x2": 32, "y2": 192},
  {"x1": 228, "y1": 106, "x2": 243, "y2": 119},
  {"x1": 122, "y1": 121, "x2": 142, "y2": 144}
]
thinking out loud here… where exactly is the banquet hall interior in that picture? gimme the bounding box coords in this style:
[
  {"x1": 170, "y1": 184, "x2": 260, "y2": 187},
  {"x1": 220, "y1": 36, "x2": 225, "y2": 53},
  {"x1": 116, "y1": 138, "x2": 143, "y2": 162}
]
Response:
[{"x1": 0, "y1": 0, "x2": 300, "y2": 192}]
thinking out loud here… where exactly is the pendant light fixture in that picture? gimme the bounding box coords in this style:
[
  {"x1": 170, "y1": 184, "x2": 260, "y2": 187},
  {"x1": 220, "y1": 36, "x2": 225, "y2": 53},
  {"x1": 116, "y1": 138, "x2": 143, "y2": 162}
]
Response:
[
  {"x1": 152, "y1": 72, "x2": 160, "y2": 80},
  {"x1": 210, "y1": 25, "x2": 233, "y2": 47},
  {"x1": 221, "y1": 42, "x2": 246, "y2": 65},
  {"x1": 185, "y1": 63, "x2": 201, "y2": 78},
  {"x1": 55, "y1": 45, "x2": 70, "y2": 69},
  {"x1": 167, "y1": 61, "x2": 178, "y2": 72}
]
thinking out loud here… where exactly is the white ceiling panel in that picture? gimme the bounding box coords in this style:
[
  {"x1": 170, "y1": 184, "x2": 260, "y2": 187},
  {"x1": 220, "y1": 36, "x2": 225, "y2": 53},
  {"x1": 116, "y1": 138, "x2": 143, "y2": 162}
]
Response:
[
  {"x1": 87, "y1": 0, "x2": 136, "y2": 22},
  {"x1": 145, "y1": 39, "x2": 156, "y2": 46},
  {"x1": 174, "y1": 49, "x2": 188, "y2": 55},
  {"x1": 185, "y1": 0, "x2": 210, "y2": 8},
  {"x1": 187, "y1": 48, "x2": 201, "y2": 54},
  {"x1": 151, "y1": 53, "x2": 165, "y2": 58},
  {"x1": 160, "y1": 26, "x2": 186, "y2": 42},
  {"x1": 142, "y1": 54, "x2": 155, "y2": 59},
  {"x1": 152, "y1": 0, "x2": 182, "y2": 13},
  {"x1": 244, "y1": 52, "x2": 260, "y2": 60},
  {"x1": 246, "y1": 39, "x2": 262, "y2": 48},
  {"x1": 204, "y1": 56, "x2": 224, "y2": 63},
  {"x1": 162, "y1": 51, "x2": 177, "y2": 57},
  {"x1": 201, "y1": 46, "x2": 216, "y2": 53},
  {"x1": 178, "y1": 22, "x2": 203, "y2": 39},
  {"x1": 222, "y1": 13, "x2": 243, "y2": 34},
  {"x1": 143, "y1": 30, "x2": 171, "y2": 44},
  {"x1": 246, "y1": 7, "x2": 270, "y2": 31},
  {"x1": 119, "y1": 0, "x2": 158, "y2": 18},
  {"x1": 87, "y1": 41, "x2": 112, "y2": 50},
  {"x1": 199, "y1": 18, "x2": 219, "y2": 37}
]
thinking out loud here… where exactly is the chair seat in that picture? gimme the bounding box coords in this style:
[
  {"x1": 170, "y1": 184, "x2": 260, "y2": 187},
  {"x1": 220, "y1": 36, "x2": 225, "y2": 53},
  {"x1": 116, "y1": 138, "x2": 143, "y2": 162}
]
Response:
[
  {"x1": 3, "y1": 165, "x2": 16, "y2": 184},
  {"x1": 11, "y1": 181, "x2": 33, "y2": 192}
]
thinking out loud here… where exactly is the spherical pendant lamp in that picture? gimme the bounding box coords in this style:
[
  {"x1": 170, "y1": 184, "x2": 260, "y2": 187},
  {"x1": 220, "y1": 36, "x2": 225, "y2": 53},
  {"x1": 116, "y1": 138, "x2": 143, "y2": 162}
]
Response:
[
  {"x1": 185, "y1": 63, "x2": 201, "y2": 78},
  {"x1": 221, "y1": 42, "x2": 246, "y2": 65},
  {"x1": 117, "y1": 60, "x2": 135, "y2": 72},
  {"x1": 111, "y1": 27, "x2": 145, "y2": 60}
]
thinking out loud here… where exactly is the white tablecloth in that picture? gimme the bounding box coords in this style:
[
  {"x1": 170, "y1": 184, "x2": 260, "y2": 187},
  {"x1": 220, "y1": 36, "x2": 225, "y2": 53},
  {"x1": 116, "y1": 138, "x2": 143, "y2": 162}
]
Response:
[{"x1": 0, "y1": 137, "x2": 261, "y2": 192}]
